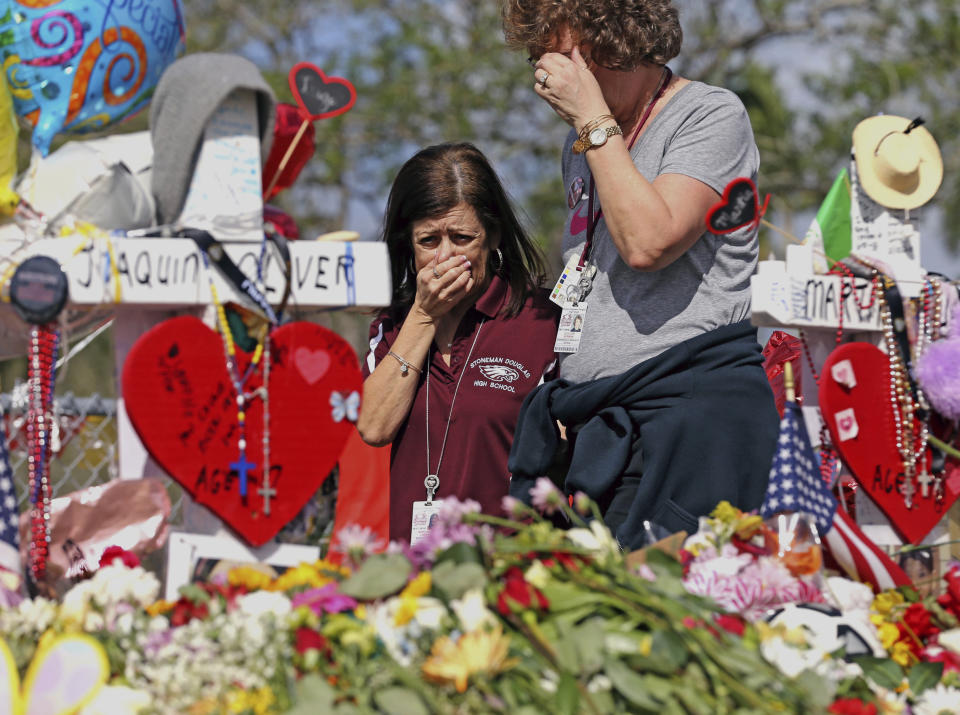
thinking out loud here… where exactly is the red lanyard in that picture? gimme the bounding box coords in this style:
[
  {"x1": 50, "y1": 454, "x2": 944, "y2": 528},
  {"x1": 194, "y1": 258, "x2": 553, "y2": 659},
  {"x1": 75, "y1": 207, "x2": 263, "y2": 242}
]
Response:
[{"x1": 578, "y1": 66, "x2": 673, "y2": 269}]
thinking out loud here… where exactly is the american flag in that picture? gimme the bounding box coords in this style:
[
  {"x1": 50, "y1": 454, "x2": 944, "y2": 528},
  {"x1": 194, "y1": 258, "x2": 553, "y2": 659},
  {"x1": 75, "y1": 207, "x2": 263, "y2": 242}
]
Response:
[
  {"x1": 0, "y1": 415, "x2": 20, "y2": 578},
  {"x1": 761, "y1": 401, "x2": 910, "y2": 592}
]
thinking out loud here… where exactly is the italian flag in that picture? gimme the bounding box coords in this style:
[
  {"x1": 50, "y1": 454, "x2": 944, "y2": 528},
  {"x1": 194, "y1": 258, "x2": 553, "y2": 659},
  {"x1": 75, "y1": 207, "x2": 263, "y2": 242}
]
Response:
[{"x1": 804, "y1": 168, "x2": 852, "y2": 271}]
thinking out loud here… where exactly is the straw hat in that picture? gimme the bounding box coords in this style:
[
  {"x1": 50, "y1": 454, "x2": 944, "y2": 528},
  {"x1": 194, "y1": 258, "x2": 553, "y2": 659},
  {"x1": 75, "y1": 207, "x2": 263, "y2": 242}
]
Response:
[{"x1": 852, "y1": 114, "x2": 943, "y2": 210}]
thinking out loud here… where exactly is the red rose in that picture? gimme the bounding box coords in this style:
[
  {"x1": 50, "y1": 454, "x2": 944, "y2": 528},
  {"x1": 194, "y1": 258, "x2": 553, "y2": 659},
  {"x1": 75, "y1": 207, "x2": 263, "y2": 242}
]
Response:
[
  {"x1": 827, "y1": 697, "x2": 877, "y2": 715},
  {"x1": 903, "y1": 602, "x2": 939, "y2": 640},
  {"x1": 496, "y1": 566, "x2": 550, "y2": 615},
  {"x1": 99, "y1": 545, "x2": 140, "y2": 569},
  {"x1": 714, "y1": 614, "x2": 746, "y2": 637},
  {"x1": 295, "y1": 627, "x2": 328, "y2": 654}
]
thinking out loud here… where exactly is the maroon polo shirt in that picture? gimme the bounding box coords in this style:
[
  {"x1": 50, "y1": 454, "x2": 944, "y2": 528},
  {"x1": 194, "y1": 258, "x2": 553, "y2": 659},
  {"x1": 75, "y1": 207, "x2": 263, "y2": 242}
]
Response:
[{"x1": 363, "y1": 276, "x2": 560, "y2": 543}]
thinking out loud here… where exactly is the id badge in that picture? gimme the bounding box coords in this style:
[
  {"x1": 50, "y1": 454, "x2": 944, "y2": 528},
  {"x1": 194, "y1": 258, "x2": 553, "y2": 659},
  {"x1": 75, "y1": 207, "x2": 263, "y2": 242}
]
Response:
[
  {"x1": 554, "y1": 303, "x2": 587, "y2": 353},
  {"x1": 550, "y1": 253, "x2": 584, "y2": 307},
  {"x1": 411, "y1": 499, "x2": 444, "y2": 545}
]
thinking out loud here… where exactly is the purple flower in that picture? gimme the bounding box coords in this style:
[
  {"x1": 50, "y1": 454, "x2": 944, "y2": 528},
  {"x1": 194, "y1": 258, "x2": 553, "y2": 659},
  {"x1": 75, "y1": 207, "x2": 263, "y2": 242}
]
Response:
[
  {"x1": 410, "y1": 520, "x2": 481, "y2": 567},
  {"x1": 529, "y1": 477, "x2": 564, "y2": 515},
  {"x1": 291, "y1": 583, "x2": 357, "y2": 615},
  {"x1": 437, "y1": 497, "x2": 482, "y2": 526}
]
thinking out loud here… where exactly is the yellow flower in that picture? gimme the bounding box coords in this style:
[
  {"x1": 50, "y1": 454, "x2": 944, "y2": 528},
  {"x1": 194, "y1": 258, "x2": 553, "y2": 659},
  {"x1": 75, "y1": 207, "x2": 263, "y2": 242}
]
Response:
[
  {"x1": 711, "y1": 501, "x2": 740, "y2": 524},
  {"x1": 872, "y1": 591, "x2": 905, "y2": 617},
  {"x1": 877, "y1": 622, "x2": 901, "y2": 651},
  {"x1": 394, "y1": 596, "x2": 419, "y2": 627},
  {"x1": 271, "y1": 559, "x2": 350, "y2": 592},
  {"x1": 890, "y1": 640, "x2": 916, "y2": 668},
  {"x1": 227, "y1": 686, "x2": 276, "y2": 715},
  {"x1": 734, "y1": 514, "x2": 764, "y2": 540},
  {"x1": 401, "y1": 572, "x2": 432, "y2": 599},
  {"x1": 146, "y1": 599, "x2": 176, "y2": 617},
  {"x1": 228, "y1": 565, "x2": 273, "y2": 591},
  {"x1": 422, "y1": 626, "x2": 517, "y2": 693},
  {"x1": 639, "y1": 634, "x2": 652, "y2": 657}
]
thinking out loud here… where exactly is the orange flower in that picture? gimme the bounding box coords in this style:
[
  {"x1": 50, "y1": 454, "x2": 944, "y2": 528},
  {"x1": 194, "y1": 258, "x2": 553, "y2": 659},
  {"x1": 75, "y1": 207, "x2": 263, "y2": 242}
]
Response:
[{"x1": 422, "y1": 627, "x2": 517, "y2": 692}]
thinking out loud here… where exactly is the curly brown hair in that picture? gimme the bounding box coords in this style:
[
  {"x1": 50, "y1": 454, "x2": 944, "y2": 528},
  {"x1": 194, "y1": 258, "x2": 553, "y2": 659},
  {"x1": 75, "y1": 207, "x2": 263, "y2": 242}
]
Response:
[{"x1": 501, "y1": 0, "x2": 682, "y2": 70}]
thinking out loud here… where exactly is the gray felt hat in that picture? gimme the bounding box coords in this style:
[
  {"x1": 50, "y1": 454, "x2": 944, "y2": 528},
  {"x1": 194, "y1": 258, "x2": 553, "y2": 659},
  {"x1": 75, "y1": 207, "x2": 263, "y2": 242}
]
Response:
[{"x1": 149, "y1": 52, "x2": 276, "y2": 226}]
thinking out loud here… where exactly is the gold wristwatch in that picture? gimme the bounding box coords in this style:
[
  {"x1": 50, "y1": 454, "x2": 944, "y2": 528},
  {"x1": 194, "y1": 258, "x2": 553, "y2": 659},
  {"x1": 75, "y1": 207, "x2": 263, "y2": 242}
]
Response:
[{"x1": 572, "y1": 124, "x2": 623, "y2": 154}]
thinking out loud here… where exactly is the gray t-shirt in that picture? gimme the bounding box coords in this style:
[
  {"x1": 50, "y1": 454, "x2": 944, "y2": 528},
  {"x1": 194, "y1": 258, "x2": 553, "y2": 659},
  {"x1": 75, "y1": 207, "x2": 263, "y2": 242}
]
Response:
[{"x1": 558, "y1": 80, "x2": 760, "y2": 382}]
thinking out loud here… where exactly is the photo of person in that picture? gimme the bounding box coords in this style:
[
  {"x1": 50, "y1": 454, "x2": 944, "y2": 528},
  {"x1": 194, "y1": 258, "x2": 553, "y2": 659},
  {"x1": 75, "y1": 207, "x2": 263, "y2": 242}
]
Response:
[
  {"x1": 898, "y1": 548, "x2": 937, "y2": 598},
  {"x1": 571, "y1": 314, "x2": 583, "y2": 332}
]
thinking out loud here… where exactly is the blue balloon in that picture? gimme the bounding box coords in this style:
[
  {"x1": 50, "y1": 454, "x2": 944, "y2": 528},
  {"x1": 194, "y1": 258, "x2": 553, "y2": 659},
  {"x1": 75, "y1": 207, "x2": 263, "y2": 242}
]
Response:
[{"x1": 1, "y1": 0, "x2": 186, "y2": 155}]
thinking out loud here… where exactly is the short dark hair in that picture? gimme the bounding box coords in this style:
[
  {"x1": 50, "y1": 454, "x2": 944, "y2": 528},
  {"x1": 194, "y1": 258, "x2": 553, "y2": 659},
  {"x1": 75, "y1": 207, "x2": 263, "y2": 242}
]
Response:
[
  {"x1": 501, "y1": 0, "x2": 682, "y2": 70},
  {"x1": 381, "y1": 142, "x2": 547, "y2": 322}
]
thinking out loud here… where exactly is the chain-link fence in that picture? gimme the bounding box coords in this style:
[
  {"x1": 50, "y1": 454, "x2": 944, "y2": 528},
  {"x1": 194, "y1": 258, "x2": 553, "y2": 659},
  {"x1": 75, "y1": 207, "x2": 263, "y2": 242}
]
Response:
[{"x1": 1, "y1": 388, "x2": 187, "y2": 525}]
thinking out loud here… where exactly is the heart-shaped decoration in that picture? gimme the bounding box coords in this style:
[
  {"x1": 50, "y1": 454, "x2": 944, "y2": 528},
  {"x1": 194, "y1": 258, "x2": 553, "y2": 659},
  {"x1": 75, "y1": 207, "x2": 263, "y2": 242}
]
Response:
[
  {"x1": 288, "y1": 62, "x2": 357, "y2": 121},
  {"x1": 705, "y1": 176, "x2": 770, "y2": 235},
  {"x1": 121, "y1": 317, "x2": 362, "y2": 546},
  {"x1": 819, "y1": 342, "x2": 960, "y2": 544}
]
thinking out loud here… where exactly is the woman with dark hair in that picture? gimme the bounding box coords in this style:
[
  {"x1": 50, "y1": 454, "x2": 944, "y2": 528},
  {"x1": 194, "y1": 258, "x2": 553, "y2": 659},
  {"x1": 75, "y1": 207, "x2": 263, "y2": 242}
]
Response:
[
  {"x1": 357, "y1": 142, "x2": 559, "y2": 544},
  {"x1": 501, "y1": 1, "x2": 778, "y2": 549}
]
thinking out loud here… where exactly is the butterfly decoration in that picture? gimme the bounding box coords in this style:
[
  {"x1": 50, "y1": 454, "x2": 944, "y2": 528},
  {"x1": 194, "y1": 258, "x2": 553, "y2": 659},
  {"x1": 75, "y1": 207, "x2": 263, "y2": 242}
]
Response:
[
  {"x1": 705, "y1": 176, "x2": 771, "y2": 235},
  {"x1": 0, "y1": 633, "x2": 109, "y2": 714},
  {"x1": 330, "y1": 391, "x2": 361, "y2": 423}
]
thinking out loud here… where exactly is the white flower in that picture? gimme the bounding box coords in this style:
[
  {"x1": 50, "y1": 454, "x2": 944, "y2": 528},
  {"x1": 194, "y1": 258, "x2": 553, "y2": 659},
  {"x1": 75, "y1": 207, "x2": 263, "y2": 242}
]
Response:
[
  {"x1": 822, "y1": 576, "x2": 874, "y2": 618},
  {"x1": 79, "y1": 685, "x2": 151, "y2": 714},
  {"x1": 912, "y1": 683, "x2": 960, "y2": 715},
  {"x1": 937, "y1": 628, "x2": 960, "y2": 655},
  {"x1": 566, "y1": 520, "x2": 619, "y2": 559},
  {"x1": 587, "y1": 674, "x2": 612, "y2": 693},
  {"x1": 524, "y1": 560, "x2": 551, "y2": 589},
  {"x1": 412, "y1": 597, "x2": 447, "y2": 630},
  {"x1": 450, "y1": 589, "x2": 496, "y2": 632},
  {"x1": 236, "y1": 591, "x2": 292, "y2": 619}
]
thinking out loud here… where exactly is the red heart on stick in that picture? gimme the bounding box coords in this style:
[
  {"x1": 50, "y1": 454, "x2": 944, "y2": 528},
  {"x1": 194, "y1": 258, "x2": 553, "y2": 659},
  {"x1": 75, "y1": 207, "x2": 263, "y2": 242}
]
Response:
[
  {"x1": 819, "y1": 342, "x2": 960, "y2": 544},
  {"x1": 121, "y1": 317, "x2": 363, "y2": 546},
  {"x1": 289, "y1": 62, "x2": 357, "y2": 121}
]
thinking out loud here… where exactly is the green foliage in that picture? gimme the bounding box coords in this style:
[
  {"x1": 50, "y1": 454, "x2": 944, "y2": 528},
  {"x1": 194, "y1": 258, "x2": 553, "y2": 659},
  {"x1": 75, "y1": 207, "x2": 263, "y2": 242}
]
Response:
[{"x1": 339, "y1": 553, "x2": 412, "y2": 599}]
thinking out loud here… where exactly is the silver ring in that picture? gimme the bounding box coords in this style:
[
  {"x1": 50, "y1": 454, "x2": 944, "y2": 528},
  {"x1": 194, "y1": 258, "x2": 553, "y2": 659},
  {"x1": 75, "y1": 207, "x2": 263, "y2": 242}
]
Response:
[
  {"x1": 432, "y1": 267, "x2": 441, "y2": 279},
  {"x1": 538, "y1": 72, "x2": 549, "y2": 87}
]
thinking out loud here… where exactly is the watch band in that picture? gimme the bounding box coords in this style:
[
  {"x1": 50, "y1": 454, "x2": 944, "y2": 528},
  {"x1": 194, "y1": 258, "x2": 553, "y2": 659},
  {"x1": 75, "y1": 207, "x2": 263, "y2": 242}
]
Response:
[{"x1": 572, "y1": 124, "x2": 623, "y2": 154}]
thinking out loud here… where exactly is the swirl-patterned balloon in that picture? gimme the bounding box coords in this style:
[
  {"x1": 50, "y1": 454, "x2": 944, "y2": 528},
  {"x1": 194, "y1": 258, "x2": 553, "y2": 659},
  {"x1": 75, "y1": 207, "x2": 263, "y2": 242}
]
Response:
[{"x1": 0, "y1": 0, "x2": 186, "y2": 155}]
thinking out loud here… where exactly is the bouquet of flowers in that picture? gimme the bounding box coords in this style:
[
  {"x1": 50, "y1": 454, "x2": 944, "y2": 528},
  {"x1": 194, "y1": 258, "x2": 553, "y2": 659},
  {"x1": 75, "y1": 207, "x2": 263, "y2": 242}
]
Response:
[{"x1": 0, "y1": 483, "x2": 829, "y2": 714}]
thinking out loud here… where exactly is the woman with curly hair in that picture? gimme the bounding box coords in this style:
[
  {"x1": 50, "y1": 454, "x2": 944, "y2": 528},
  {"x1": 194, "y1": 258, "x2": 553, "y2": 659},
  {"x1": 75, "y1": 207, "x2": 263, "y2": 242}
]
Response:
[
  {"x1": 358, "y1": 142, "x2": 559, "y2": 544},
  {"x1": 502, "y1": 1, "x2": 778, "y2": 549}
]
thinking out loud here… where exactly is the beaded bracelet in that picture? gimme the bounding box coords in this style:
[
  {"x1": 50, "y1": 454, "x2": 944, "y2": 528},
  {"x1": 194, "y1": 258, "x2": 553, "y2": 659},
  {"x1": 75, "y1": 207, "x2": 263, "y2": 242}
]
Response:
[{"x1": 388, "y1": 350, "x2": 422, "y2": 375}]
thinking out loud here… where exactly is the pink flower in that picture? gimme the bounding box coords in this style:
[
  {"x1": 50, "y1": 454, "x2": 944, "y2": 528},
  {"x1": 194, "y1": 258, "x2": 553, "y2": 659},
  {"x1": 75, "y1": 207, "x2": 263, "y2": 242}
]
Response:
[
  {"x1": 437, "y1": 497, "x2": 482, "y2": 525},
  {"x1": 529, "y1": 477, "x2": 564, "y2": 515},
  {"x1": 334, "y1": 524, "x2": 385, "y2": 567},
  {"x1": 291, "y1": 583, "x2": 357, "y2": 615},
  {"x1": 501, "y1": 495, "x2": 527, "y2": 519},
  {"x1": 572, "y1": 491, "x2": 591, "y2": 516}
]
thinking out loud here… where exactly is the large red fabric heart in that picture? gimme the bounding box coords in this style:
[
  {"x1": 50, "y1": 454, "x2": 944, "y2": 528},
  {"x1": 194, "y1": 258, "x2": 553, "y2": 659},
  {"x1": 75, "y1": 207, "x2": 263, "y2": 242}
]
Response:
[
  {"x1": 121, "y1": 316, "x2": 363, "y2": 546},
  {"x1": 819, "y1": 342, "x2": 960, "y2": 544}
]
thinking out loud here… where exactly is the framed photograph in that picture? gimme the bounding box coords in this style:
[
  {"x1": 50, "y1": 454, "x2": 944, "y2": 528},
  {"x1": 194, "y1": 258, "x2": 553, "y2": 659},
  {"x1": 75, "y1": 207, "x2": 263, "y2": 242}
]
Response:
[{"x1": 165, "y1": 531, "x2": 322, "y2": 600}]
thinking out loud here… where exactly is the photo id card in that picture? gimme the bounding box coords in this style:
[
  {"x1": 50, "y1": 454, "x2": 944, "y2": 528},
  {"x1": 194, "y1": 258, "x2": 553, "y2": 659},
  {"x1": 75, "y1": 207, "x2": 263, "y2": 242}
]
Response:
[
  {"x1": 550, "y1": 253, "x2": 585, "y2": 307},
  {"x1": 554, "y1": 303, "x2": 587, "y2": 353},
  {"x1": 411, "y1": 500, "x2": 444, "y2": 546}
]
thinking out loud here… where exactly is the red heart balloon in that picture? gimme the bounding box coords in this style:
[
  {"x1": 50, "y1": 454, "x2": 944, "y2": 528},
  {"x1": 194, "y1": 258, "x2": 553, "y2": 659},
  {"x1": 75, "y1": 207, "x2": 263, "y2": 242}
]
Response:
[
  {"x1": 121, "y1": 316, "x2": 363, "y2": 546},
  {"x1": 819, "y1": 342, "x2": 960, "y2": 544}
]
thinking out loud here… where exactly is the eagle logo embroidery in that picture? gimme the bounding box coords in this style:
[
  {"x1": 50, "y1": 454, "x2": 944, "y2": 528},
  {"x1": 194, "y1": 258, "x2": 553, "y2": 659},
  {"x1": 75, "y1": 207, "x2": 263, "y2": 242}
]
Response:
[{"x1": 479, "y1": 365, "x2": 520, "y2": 382}]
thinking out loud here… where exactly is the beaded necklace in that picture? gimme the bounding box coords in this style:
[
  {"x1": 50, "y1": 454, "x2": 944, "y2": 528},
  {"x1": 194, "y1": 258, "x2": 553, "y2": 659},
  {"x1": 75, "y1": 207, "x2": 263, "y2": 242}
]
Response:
[
  {"x1": 202, "y1": 254, "x2": 270, "y2": 505},
  {"x1": 877, "y1": 277, "x2": 928, "y2": 507},
  {"x1": 26, "y1": 325, "x2": 59, "y2": 585}
]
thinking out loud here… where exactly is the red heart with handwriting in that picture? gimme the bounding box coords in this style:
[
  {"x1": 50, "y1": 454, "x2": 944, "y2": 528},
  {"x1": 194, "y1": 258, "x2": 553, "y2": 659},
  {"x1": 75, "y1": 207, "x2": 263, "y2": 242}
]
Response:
[
  {"x1": 121, "y1": 316, "x2": 363, "y2": 546},
  {"x1": 288, "y1": 62, "x2": 357, "y2": 121},
  {"x1": 819, "y1": 342, "x2": 960, "y2": 544},
  {"x1": 704, "y1": 177, "x2": 770, "y2": 235}
]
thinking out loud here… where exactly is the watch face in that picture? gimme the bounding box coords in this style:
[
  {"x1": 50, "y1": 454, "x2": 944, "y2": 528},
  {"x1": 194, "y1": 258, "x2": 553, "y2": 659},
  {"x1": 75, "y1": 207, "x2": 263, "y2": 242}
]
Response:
[{"x1": 589, "y1": 127, "x2": 607, "y2": 146}]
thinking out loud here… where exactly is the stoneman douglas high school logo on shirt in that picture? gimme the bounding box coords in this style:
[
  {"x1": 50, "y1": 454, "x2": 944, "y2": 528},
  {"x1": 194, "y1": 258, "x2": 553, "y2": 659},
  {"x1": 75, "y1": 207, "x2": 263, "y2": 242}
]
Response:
[{"x1": 470, "y1": 355, "x2": 532, "y2": 393}]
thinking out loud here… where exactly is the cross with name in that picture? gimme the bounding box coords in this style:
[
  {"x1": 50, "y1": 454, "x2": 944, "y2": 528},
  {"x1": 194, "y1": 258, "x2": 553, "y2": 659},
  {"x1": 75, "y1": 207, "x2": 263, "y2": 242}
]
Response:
[{"x1": 230, "y1": 452, "x2": 256, "y2": 498}]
